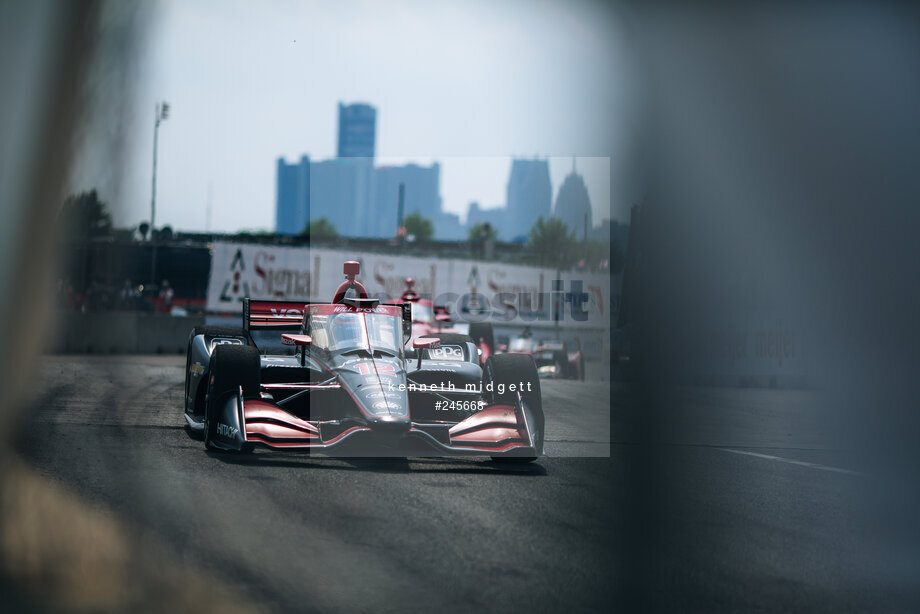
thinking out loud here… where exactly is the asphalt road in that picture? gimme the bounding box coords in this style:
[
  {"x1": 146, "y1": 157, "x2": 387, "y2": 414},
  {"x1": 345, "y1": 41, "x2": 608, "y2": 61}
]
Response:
[{"x1": 13, "y1": 356, "x2": 920, "y2": 612}]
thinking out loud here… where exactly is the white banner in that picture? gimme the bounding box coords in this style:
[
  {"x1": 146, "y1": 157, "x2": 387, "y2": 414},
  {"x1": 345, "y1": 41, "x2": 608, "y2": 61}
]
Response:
[
  {"x1": 207, "y1": 242, "x2": 612, "y2": 329},
  {"x1": 207, "y1": 243, "x2": 319, "y2": 311}
]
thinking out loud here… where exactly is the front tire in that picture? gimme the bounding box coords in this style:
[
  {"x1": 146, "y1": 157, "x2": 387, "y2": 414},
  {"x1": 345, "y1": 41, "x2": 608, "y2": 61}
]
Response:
[
  {"x1": 185, "y1": 325, "x2": 253, "y2": 417},
  {"x1": 482, "y1": 353, "x2": 543, "y2": 462},
  {"x1": 203, "y1": 344, "x2": 260, "y2": 452}
]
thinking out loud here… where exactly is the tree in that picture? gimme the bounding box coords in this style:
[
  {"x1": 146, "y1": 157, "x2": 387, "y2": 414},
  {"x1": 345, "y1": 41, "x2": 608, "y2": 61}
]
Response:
[
  {"x1": 301, "y1": 217, "x2": 338, "y2": 240},
  {"x1": 467, "y1": 222, "x2": 497, "y2": 243},
  {"x1": 468, "y1": 222, "x2": 497, "y2": 260},
  {"x1": 59, "y1": 190, "x2": 112, "y2": 240},
  {"x1": 154, "y1": 225, "x2": 174, "y2": 242},
  {"x1": 528, "y1": 216, "x2": 577, "y2": 270},
  {"x1": 402, "y1": 212, "x2": 434, "y2": 242},
  {"x1": 235, "y1": 229, "x2": 275, "y2": 237}
]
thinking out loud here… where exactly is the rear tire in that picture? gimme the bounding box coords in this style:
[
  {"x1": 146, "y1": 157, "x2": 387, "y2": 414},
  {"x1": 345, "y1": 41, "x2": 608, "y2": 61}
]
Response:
[
  {"x1": 468, "y1": 322, "x2": 495, "y2": 362},
  {"x1": 482, "y1": 353, "x2": 543, "y2": 462},
  {"x1": 203, "y1": 344, "x2": 260, "y2": 452},
  {"x1": 553, "y1": 349, "x2": 568, "y2": 378}
]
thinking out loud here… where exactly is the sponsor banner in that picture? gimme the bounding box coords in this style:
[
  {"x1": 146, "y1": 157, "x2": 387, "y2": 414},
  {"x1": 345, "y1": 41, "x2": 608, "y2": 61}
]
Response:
[
  {"x1": 360, "y1": 253, "x2": 439, "y2": 299},
  {"x1": 207, "y1": 243, "x2": 319, "y2": 312},
  {"x1": 207, "y1": 242, "x2": 612, "y2": 329}
]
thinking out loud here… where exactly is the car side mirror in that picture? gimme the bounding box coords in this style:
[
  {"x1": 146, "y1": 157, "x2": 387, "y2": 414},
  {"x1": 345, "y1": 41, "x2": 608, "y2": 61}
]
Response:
[
  {"x1": 413, "y1": 337, "x2": 440, "y2": 369},
  {"x1": 282, "y1": 334, "x2": 312, "y2": 346},
  {"x1": 282, "y1": 334, "x2": 312, "y2": 366},
  {"x1": 413, "y1": 337, "x2": 440, "y2": 350}
]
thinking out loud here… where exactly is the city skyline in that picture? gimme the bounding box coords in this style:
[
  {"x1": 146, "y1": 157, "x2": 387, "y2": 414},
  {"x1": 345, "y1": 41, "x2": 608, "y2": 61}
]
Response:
[
  {"x1": 276, "y1": 151, "x2": 611, "y2": 239},
  {"x1": 65, "y1": 1, "x2": 637, "y2": 234}
]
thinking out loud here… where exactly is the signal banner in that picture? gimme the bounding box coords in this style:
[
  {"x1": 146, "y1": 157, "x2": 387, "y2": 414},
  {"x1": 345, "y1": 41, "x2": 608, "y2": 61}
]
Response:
[
  {"x1": 206, "y1": 242, "x2": 613, "y2": 330},
  {"x1": 207, "y1": 243, "x2": 318, "y2": 311}
]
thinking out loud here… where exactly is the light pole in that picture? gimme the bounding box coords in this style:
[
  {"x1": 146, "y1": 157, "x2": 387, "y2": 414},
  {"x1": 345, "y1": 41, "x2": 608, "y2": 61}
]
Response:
[
  {"x1": 395, "y1": 182, "x2": 406, "y2": 252},
  {"x1": 150, "y1": 101, "x2": 169, "y2": 286}
]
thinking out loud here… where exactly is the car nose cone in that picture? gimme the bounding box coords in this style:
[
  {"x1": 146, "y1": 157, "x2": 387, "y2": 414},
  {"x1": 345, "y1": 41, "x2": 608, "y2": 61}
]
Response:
[{"x1": 340, "y1": 357, "x2": 410, "y2": 424}]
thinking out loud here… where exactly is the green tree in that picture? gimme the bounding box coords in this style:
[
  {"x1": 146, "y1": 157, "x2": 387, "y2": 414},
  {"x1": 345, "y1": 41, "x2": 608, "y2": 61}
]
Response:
[
  {"x1": 59, "y1": 189, "x2": 112, "y2": 240},
  {"x1": 301, "y1": 218, "x2": 338, "y2": 240},
  {"x1": 236, "y1": 228, "x2": 276, "y2": 238},
  {"x1": 528, "y1": 216, "x2": 576, "y2": 269},
  {"x1": 403, "y1": 212, "x2": 434, "y2": 241},
  {"x1": 467, "y1": 222, "x2": 497, "y2": 243}
]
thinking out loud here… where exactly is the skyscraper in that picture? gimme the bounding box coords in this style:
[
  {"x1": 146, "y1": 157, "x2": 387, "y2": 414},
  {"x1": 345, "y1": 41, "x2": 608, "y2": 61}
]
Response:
[
  {"x1": 372, "y1": 163, "x2": 442, "y2": 238},
  {"x1": 506, "y1": 158, "x2": 552, "y2": 241},
  {"x1": 336, "y1": 102, "x2": 376, "y2": 158},
  {"x1": 275, "y1": 155, "x2": 310, "y2": 235},
  {"x1": 309, "y1": 157, "x2": 373, "y2": 238},
  {"x1": 277, "y1": 102, "x2": 459, "y2": 239},
  {"x1": 554, "y1": 170, "x2": 593, "y2": 239}
]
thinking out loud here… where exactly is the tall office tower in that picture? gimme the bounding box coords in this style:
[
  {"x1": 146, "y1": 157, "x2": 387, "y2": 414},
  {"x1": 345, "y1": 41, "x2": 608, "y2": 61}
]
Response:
[
  {"x1": 554, "y1": 170, "x2": 593, "y2": 238},
  {"x1": 275, "y1": 155, "x2": 310, "y2": 235},
  {"x1": 506, "y1": 158, "x2": 552, "y2": 241},
  {"x1": 309, "y1": 157, "x2": 374, "y2": 238},
  {"x1": 336, "y1": 102, "x2": 377, "y2": 158},
  {"x1": 372, "y1": 162, "x2": 442, "y2": 238}
]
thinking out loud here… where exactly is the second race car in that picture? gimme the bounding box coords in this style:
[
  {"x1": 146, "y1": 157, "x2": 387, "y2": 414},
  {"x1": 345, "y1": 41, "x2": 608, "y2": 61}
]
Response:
[
  {"x1": 501, "y1": 327, "x2": 585, "y2": 380},
  {"x1": 395, "y1": 277, "x2": 496, "y2": 364}
]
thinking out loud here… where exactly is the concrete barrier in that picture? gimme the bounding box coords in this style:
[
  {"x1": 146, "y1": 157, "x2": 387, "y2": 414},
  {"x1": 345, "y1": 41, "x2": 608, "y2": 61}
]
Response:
[
  {"x1": 49, "y1": 312, "x2": 205, "y2": 354},
  {"x1": 50, "y1": 311, "x2": 615, "y2": 361},
  {"x1": 206, "y1": 314, "x2": 611, "y2": 361}
]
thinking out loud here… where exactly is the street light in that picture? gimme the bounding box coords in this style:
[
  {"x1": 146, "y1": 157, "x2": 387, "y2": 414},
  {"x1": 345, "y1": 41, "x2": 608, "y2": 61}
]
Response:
[{"x1": 150, "y1": 101, "x2": 169, "y2": 285}]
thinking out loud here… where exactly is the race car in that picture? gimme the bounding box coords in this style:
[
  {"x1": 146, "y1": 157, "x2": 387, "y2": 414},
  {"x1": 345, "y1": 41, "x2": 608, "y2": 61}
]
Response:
[
  {"x1": 183, "y1": 261, "x2": 544, "y2": 461},
  {"x1": 502, "y1": 327, "x2": 585, "y2": 380},
  {"x1": 396, "y1": 277, "x2": 495, "y2": 363}
]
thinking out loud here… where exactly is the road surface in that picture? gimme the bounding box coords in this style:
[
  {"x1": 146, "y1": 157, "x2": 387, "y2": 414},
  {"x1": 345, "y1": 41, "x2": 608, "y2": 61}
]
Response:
[{"x1": 12, "y1": 355, "x2": 920, "y2": 611}]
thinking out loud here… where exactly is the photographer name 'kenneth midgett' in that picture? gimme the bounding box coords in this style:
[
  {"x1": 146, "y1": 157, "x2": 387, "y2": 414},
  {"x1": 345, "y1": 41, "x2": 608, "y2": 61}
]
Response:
[{"x1": 386, "y1": 380, "x2": 534, "y2": 395}]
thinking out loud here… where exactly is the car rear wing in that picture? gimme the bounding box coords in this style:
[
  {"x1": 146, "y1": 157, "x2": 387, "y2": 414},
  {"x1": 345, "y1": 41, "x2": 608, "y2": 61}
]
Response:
[{"x1": 242, "y1": 298, "x2": 309, "y2": 332}]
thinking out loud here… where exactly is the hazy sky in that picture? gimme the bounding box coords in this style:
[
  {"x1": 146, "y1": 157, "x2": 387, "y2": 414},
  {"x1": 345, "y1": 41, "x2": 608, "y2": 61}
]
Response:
[{"x1": 89, "y1": 0, "x2": 638, "y2": 234}]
